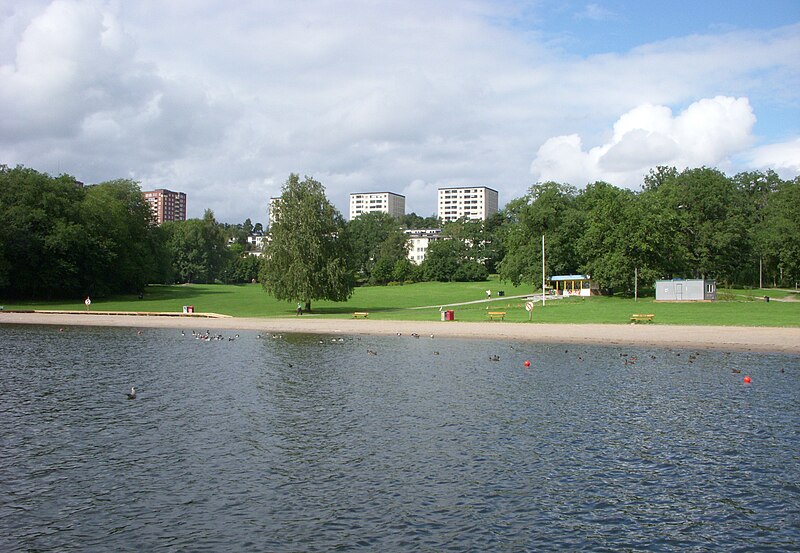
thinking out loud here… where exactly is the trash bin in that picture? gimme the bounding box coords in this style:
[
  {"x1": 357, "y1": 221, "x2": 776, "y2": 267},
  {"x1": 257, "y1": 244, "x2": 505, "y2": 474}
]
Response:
[
  {"x1": 498, "y1": 291, "x2": 505, "y2": 297},
  {"x1": 445, "y1": 310, "x2": 455, "y2": 321},
  {"x1": 182, "y1": 305, "x2": 189, "y2": 314},
  {"x1": 764, "y1": 296, "x2": 770, "y2": 303},
  {"x1": 187, "y1": 305, "x2": 194, "y2": 313},
  {"x1": 441, "y1": 311, "x2": 446, "y2": 321}
]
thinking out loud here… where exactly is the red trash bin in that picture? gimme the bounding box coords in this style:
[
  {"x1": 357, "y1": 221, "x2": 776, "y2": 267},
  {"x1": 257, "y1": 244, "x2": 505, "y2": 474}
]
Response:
[{"x1": 445, "y1": 310, "x2": 455, "y2": 321}]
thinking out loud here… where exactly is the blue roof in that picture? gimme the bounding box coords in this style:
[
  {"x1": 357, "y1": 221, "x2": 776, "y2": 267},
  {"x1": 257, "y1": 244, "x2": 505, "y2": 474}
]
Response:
[{"x1": 550, "y1": 274, "x2": 590, "y2": 281}]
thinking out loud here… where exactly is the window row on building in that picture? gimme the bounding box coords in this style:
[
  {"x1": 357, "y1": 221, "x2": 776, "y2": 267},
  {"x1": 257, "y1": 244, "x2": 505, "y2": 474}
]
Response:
[
  {"x1": 344, "y1": 186, "x2": 498, "y2": 222},
  {"x1": 142, "y1": 189, "x2": 187, "y2": 225}
]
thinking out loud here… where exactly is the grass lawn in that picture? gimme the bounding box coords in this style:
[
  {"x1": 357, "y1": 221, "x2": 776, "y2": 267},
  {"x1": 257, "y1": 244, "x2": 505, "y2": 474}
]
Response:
[{"x1": 2, "y1": 277, "x2": 798, "y2": 327}]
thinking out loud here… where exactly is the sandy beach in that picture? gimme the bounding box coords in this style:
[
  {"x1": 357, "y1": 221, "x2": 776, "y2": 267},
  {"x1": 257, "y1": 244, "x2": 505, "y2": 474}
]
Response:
[{"x1": 2, "y1": 311, "x2": 799, "y2": 354}]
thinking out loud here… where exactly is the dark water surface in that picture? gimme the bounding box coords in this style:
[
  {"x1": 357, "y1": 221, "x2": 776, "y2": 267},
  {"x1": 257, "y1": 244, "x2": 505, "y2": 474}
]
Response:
[{"x1": 1, "y1": 324, "x2": 798, "y2": 552}]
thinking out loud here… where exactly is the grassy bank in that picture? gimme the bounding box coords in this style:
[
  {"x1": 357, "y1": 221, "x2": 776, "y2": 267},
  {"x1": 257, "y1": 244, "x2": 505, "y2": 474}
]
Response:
[{"x1": 2, "y1": 279, "x2": 798, "y2": 327}]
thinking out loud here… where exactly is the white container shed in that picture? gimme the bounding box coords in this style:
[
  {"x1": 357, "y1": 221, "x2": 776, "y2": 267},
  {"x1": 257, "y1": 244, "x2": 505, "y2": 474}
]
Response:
[{"x1": 655, "y1": 279, "x2": 716, "y2": 301}]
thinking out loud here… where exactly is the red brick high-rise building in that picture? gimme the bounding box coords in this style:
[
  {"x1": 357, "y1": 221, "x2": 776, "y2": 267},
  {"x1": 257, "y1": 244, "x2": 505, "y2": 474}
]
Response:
[{"x1": 142, "y1": 189, "x2": 187, "y2": 225}]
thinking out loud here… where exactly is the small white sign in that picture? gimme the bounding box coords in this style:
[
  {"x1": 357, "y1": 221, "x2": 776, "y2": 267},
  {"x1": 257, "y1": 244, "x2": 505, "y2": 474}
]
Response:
[{"x1": 525, "y1": 301, "x2": 534, "y2": 312}]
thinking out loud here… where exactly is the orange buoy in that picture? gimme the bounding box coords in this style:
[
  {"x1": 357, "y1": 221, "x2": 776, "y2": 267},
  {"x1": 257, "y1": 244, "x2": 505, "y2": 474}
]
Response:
[
  {"x1": 524, "y1": 360, "x2": 531, "y2": 367},
  {"x1": 743, "y1": 376, "x2": 751, "y2": 383}
]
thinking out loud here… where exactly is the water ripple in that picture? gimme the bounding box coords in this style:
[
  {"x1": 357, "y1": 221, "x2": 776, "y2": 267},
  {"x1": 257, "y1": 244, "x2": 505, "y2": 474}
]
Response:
[{"x1": 1, "y1": 325, "x2": 798, "y2": 551}]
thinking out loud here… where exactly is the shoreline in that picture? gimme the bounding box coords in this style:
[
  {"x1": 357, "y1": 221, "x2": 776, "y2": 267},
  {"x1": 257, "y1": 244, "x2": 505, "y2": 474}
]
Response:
[{"x1": 2, "y1": 311, "x2": 799, "y2": 354}]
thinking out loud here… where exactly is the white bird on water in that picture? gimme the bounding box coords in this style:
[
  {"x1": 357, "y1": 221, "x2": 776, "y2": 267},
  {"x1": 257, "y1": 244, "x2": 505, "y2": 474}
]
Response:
[{"x1": 127, "y1": 387, "x2": 137, "y2": 400}]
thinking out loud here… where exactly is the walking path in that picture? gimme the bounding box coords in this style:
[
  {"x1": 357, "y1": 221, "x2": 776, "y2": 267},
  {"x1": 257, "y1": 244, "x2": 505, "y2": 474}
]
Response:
[
  {"x1": 413, "y1": 293, "x2": 562, "y2": 310},
  {"x1": 2, "y1": 311, "x2": 799, "y2": 354}
]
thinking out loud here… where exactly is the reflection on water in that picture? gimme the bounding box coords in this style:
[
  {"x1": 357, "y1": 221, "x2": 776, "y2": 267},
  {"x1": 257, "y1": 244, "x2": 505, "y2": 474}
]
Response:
[{"x1": 1, "y1": 324, "x2": 798, "y2": 551}]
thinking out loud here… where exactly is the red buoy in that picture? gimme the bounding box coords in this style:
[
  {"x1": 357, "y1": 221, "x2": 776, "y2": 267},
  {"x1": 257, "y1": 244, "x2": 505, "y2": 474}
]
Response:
[
  {"x1": 743, "y1": 376, "x2": 751, "y2": 383},
  {"x1": 524, "y1": 360, "x2": 531, "y2": 367}
]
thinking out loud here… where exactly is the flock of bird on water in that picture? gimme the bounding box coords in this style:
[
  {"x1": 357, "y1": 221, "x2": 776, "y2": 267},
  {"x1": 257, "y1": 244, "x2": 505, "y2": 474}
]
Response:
[{"x1": 48, "y1": 326, "x2": 766, "y2": 401}]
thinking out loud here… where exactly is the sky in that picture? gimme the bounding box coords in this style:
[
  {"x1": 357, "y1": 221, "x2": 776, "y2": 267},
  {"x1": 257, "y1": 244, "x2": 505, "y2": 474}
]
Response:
[{"x1": 1, "y1": 0, "x2": 799, "y2": 223}]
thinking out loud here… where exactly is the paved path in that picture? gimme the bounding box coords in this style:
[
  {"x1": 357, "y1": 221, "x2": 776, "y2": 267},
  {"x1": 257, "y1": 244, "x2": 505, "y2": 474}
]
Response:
[{"x1": 412, "y1": 293, "x2": 564, "y2": 310}]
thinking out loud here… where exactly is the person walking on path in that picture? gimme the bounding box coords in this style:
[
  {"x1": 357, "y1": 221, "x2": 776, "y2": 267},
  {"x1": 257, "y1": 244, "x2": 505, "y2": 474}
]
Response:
[{"x1": 296, "y1": 302, "x2": 303, "y2": 316}]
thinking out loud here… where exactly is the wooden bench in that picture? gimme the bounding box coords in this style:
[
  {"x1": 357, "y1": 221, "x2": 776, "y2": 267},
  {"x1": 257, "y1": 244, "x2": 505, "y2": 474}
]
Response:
[
  {"x1": 352, "y1": 312, "x2": 369, "y2": 318},
  {"x1": 487, "y1": 311, "x2": 507, "y2": 321},
  {"x1": 630, "y1": 313, "x2": 655, "y2": 323}
]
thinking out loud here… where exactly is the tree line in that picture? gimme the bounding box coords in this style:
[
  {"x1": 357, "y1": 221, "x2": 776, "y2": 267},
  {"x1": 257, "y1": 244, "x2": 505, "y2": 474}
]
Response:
[
  {"x1": 0, "y1": 165, "x2": 259, "y2": 298},
  {"x1": 262, "y1": 168, "x2": 799, "y2": 310},
  {"x1": 1, "y1": 165, "x2": 798, "y2": 304},
  {"x1": 497, "y1": 167, "x2": 799, "y2": 293}
]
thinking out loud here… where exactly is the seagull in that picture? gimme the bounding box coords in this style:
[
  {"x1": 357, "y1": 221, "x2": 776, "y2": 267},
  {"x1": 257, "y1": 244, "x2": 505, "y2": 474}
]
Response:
[{"x1": 127, "y1": 387, "x2": 137, "y2": 400}]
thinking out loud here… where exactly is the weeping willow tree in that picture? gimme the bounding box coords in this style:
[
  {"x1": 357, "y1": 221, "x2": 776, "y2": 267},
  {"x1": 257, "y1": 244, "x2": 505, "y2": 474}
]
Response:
[{"x1": 260, "y1": 174, "x2": 354, "y2": 312}]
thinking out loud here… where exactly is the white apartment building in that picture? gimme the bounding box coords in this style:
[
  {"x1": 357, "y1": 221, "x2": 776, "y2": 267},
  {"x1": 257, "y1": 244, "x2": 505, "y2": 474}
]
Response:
[
  {"x1": 268, "y1": 197, "x2": 281, "y2": 228},
  {"x1": 404, "y1": 229, "x2": 442, "y2": 265},
  {"x1": 437, "y1": 186, "x2": 498, "y2": 223},
  {"x1": 349, "y1": 192, "x2": 405, "y2": 220}
]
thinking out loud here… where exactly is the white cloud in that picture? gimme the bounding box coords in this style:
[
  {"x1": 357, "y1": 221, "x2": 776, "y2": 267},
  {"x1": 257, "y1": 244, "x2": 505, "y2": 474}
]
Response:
[
  {"x1": 744, "y1": 138, "x2": 800, "y2": 178},
  {"x1": 530, "y1": 96, "x2": 757, "y2": 187},
  {"x1": 0, "y1": 1, "x2": 797, "y2": 221}
]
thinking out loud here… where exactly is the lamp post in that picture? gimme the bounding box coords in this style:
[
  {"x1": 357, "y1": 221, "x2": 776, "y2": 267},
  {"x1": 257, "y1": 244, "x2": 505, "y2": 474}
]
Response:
[{"x1": 542, "y1": 235, "x2": 546, "y2": 307}]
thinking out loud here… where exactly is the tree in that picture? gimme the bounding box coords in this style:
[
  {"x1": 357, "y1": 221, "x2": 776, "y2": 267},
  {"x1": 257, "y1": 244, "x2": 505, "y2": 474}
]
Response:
[
  {"x1": 760, "y1": 176, "x2": 800, "y2": 285},
  {"x1": 0, "y1": 165, "x2": 86, "y2": 298},
  {"x1": 420, "y1": 237, "x2": 487, "y2": 282},
  {"x1": 574, "y1": 182, "x2": 637, "y2": 292},
  {"x1": 498, "y1": 182, "x2": 581, "y2": 286},
  {"x1": 80, "y1": 179, "x2": 165, "y2": 295},
  {"x1": 219, "y1": 244, "x2": 263, "y2": 284},
  {"x1": 346, "y1": 211, "x2": 407, "y2": 281},
  {"x1": 163, "y1": 210, "x2": 227, "y2": 284},
  {"x1": 734, "y1": 170, "x2": 784, "y2": 286},
  {"x1": 646, "y1": 167, "x2": 751, "y2": 284},
  {"x1": 441, "y1": 216, "x2": 505, "y2": 273},
  {"x1": 369, "y1": 230, "x2": 410, "y2": 285},
  {"x1": 0, "y1": 167, "x2": 166, "y2": 298},
  {"x1": 423, "y1": 238, "x2": 465, "y2": 281},
  {"x1": 391, "y1": 258, "x2": 415, "y2": 282},
  {"x1": 398, "y1": 212, "x2": 440, "y2": 230},
  {"x1": 260, "y1": 174, "x2": 354, "y2": 311}
]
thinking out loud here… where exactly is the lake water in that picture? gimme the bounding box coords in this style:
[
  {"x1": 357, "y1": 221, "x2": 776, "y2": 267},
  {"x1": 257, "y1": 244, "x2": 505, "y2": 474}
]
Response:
[{"x1": 1, "y1": 324, "x2": 799, "y2": 552}]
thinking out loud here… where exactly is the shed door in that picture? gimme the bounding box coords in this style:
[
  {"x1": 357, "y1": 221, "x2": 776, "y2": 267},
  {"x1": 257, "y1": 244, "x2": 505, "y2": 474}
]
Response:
[{"x1": 676, "y1": 283, "x2": 683, "y2": 300}]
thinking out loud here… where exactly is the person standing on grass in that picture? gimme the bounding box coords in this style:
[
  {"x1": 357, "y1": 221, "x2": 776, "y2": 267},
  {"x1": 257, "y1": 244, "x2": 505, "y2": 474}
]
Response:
[
  {"x1": 486, "y1": 290, "x2": 491, "y2": 300},
  {"x1": 297, "y1": 302, "x2": 303, "y2": 316}
]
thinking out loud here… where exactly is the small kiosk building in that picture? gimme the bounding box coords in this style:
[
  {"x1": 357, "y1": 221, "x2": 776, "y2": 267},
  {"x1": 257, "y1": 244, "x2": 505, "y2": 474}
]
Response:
[{"x1": 549, "y1": 275, "x2": 598, "y2": 297}]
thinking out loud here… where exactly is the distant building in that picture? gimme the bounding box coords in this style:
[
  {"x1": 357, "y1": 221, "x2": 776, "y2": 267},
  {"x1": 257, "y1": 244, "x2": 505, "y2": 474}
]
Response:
[
  {"x1": 349, "y1": 192, "x2": 405, "y2": 220},
  {"x1": 655, "y1": 279, "x2": 716, "y2": 301},
  {"x1": 268, "y1": 197, "x2": 281, "y2": 228},
  {"x1": 142, "y1": 189, "x2": 186, "y2": 225},
  {"x1": 247, "y1": 233, "x2": 264, "y2": 250},
  {"x1": 437, "y1": 186, "x2": 498, "y2": 222},
  {"x1": 405, "y1": 229, "x2": 442, "y2": 264}
]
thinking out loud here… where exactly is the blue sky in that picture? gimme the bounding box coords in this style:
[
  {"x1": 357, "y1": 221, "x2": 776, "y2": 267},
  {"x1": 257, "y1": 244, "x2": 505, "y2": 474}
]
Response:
[
  {"x1": 533, "y1": 1, "x2": 800, "y2": 136},
  {"x1": 535, "y1": 1, "x2": 799, "y2": 50},
  {"x1": 1, "y1": 0, "x2": 798, "y2": 222}
]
